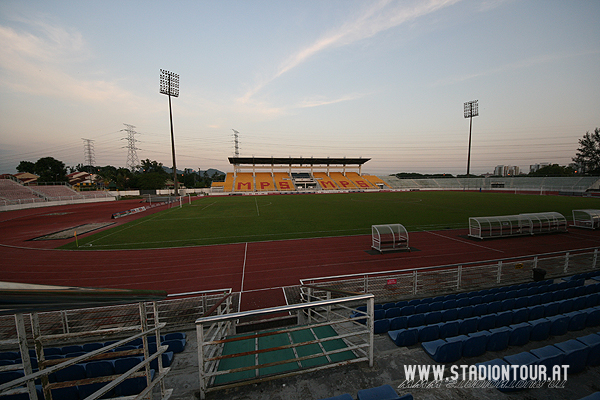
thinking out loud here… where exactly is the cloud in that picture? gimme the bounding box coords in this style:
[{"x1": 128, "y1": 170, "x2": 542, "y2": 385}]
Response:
[
  {"x1": 0, "y1": 20, "x2": 143, "y2": 106},
  {"x1": 297, "y1": 93, "x2": 366, "y2": 109},
  {"x1": 239, "y1": 0, "x2": 461, "y2": 103}
]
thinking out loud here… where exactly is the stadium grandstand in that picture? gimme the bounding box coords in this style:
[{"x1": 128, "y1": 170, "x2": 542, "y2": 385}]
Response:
[
  {"x1": 0, "y1": 175, "x2": 114, "y2": 210},
  {"x1": 209, "y1": 156, "x2": 600, "y2": 196}
]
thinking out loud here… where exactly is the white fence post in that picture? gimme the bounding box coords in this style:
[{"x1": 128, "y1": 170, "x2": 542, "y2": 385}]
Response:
[
  {"x1": 457, "y1": 265, "x2": 462, "y2": 290},
  {"x1": 497, "y1": 261, "x2": 502, "y2": 284},
  {"x1": 564, "y1": 252, "x2": 570, "y2": 274}
]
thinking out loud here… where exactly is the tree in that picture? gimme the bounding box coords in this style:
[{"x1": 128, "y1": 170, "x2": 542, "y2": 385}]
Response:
[
  {"x1": 529, "y1": 164, "x2": 574, "y2": 177},
  {"x1": 16, "y1": 161, "x2": 35, "y2": 174},
  {"x1": 140, "y1": 159, "x2": 168, "y2": 175},
  {"x1": 34, "y1": 157, "x2": 68, "y2": 182},
  {"x1": 573, "y1": 128, "x2": 600, "y2": 174}
]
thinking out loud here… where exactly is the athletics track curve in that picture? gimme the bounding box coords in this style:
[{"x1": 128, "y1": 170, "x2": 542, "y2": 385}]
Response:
[{"x1": 1, "y1": 198, "x2": 599, "y2": 311}]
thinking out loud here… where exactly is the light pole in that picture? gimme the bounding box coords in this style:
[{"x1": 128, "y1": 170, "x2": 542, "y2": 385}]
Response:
[
  {"x1": 160, "y1": 69, "x2": 180, "y2": 196},
  {"x1": 464, "y1": 100, "x2": 479, "y2": 176}
]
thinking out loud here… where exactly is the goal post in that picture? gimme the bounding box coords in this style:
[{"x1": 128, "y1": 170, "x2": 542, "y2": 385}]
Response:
[{"x1": 371, "y1": 224, "x2": 409, "y2": 253}]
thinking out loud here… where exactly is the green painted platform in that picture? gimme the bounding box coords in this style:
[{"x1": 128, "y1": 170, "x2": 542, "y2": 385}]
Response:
[{"x1": 213, "y1": 325, "x2": 356, "y2": 385}]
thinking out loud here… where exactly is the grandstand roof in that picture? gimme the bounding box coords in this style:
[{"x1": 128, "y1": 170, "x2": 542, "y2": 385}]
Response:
[{"x1": 228, "y1": 157, "x2": 370, "y2": 166}]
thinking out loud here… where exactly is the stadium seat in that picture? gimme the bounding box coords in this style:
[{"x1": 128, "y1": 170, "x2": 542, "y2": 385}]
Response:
[
  {"x1": 508, "y1": 322, "x2": 531, "y2": 346},
  {"x1": 374, "y1": 309, "x2": 386, "y2": 320},
  {"x1": 388, "y1": 328, "x2": 419, "y2": 347},
  {"x1": 163, "y1": 339, "x2": 186, "y2": 354},
  {"x1": 385, "y1": 307, "x2": 401, "y2": 319},
  {"x1": 586, "y1": 307, "x2": 600, "y2": 327},
  {"x1": 502, "y1": 351, "x2": 539, "y2": 392},
  {"x1": 458, "y1": 317, "x2": 478, "y2": 335},
  {"x1": 85, "y1": 360, "x2": 114, "y2": 378},
  {"x1": 356, "y1": 384, "x2": 403, "y2": 400},
  {"x1": 82, "y1": 342, "x2": 104, "y2": 353},
  {"x1": 436, "y1": 321, "x2": 460, "y2": 339},
  {"x1": 61, "y1": 345, "x2": 83, "y2": 355},
  {"x1": 55, "y1": 363, "x2": 86, "y2": 382},
  {"x1": 495, "y1": 311, "x2": 513, "y2": 327},
  {"x1": 544, "y1": 302, "x2": 560, "y2": 317},
  {"x1": 487, "y1": 327, "x2": 511, "y2": 352},
  {"x1": 576, "y1": 334, "x2": 600, "y2": 366},
  {"x1": 477, "y1": 314, "x2": 496, "y2": 331},
  {"x1": 415, "y1": 304, "x2": 429, "y2": 314},
  {"x1": 115, "y1": 369, "x2": 155, "y2": 397},
  {"x1": 374, "y1": 319, "x2": 391, "y2": 334},
  {"x1": 554, "y1": 339, "x2": 589, "y2": 373},
  {"x1": 383, "y1": 302, "x2": 396, "y2": 310},
  {"x1": 400, "y1": 306, "x2": 415, "y2": 316},
  {"x1": 472, "y1": 303, "x2": 487, "y2": 316},
  {"x1": 407, "y1": 314, "x2": 425, "y2": 328},
  {"x1": 487, "y1": 301, "x2": 502, "y2": 314},
  {"x1": 512, "y1": 308, "x2": 529, "y2": 324},
  {"x1": 463, "y1": 331, "x2": 488, "y2": 358},
  {"x1": 79, "y1": 382, "x2": 113, "y2": 399},
  {"x1": 566, "y1": 310, "x2": 588, "y2": 331},
  {"x1": 389, "y1": 316, "x2": 408, "y2": 331},
  {"x1": 441, "y1": 309, "x2": 458, "y2": 322},
  {"x1": 558, "y1": 299, "x2": 574, "y2": 314},
  {"x1": 417, "y1": 325, "x2": 440, "y2": 343},
  {"x1": 421, "y1": 335, "x2": 465, "y2": 363},
  {"x1": 546, "y1": 315, "x2": 570, "y2": 336},
  {"x1": 527, "y1": 305, "x2": 545, "y2": 321},
  {"x1": 457, "y1": 306, "x2": 473, "y2": 319},
  {"x1": 530, "y1": 344, "x2": 565, "y2": 371},
  {"x1": 528, "y1": 318, "x2": 551, "y2": 341},
  {"x1": 424, "y1": 311, "x2": 442, "y2": 325},
  {"x1": 114, "y1": 356, "x2": 144, "y2": 375}
]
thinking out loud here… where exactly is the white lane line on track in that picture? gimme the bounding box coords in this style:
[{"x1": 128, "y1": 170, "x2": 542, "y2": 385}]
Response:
[
  {"x1": 424, "y1": 230, "x2": 505, "y2": 253},
  {"x1": 238, "y1": 242, "x2": 249, "y2": 311}
]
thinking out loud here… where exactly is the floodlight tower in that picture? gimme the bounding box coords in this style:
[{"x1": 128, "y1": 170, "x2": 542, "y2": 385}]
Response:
[
  {"x1": 232, "y1": 129, "x2": 240, "y2": 157},
  {"x1": 464, "y1": 100, "x2": 479, "y2": 176},
  {"x1": 160, "y1": 69, "x2": 180, "y2": 196}
]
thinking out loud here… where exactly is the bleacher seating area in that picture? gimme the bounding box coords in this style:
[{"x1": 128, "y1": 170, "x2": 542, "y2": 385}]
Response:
[
  {"x1": 319, "y1": 384, "x2": 413, "y2": 400},
  {"x1": 0, "y1": 332, "x2": 186, "y2": 399},
  {"x1": 0, "y1": 178, "x2": 112, "y2": 206},
  {"x1": 220, "y1": 172, "x2": 389, "y2": 193}
]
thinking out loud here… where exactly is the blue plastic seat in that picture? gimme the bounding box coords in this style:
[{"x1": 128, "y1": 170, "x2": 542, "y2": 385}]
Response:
[
  {"x1": 385, "y1": 307, "x2": 401, "y2": 319},
  {"x1": 463, "y1": 331, "x2": 488, "y2": 358},
  {"x1": 115, "y1": 369, "x2": 154, "y2": 397},
  {"x1": 501, "y1": 298, "x2": 515, "y2": 311},
  {"x1": 400, "y1": 306, "x2": 415, "y2": 316},
  {"x1": 477, "y1": 314, "x2": 496, "y2": 331},
  {"x1": 530, "y1": 344, "x2": 565, "y2": 370},
  {"x1": 458, "y1": 317, "x2": 478, "y2": 335},
  {"x1": 471, "y1": 303, "x2": 487, "y2": 316},
  {"x1": 415, "y1": 304, "x2": 429, "y2": 314},
  {"x1": 487, "y1": 301, "x2": 502, "y2": 314},
  {"x1": 527, "y1": 305, "x2": 545, "y2": 321},
  {"x1": 418, "y1": 325, "x2": 440, "y2": 343},
  {"x1": 456, "y1": 298, "x2": 470, "y2": 307},
  {"x1": 586, "y1": 307, "x2": 600, "y2": 327},
  {"x1": 82, "y1": 342, "x2": 104, "y2": 353},
  {"x1": 554, "y1": 339, "x2": 589, "y2": 373},
  {"x1": 374, "y1": 309, "x2": 386, "y2": 320},
  {"x1": 514, "y1": 297, "x2": 529, "y2": 309},
  {"x1": 85, "y1": 360, "x2": 114, "y2": 378},
  {"x1": 114, "y1": 356, "x2": 143, "y2": 375},
  {"x1": 383, "y1": 302, "x2": 396, "y2": 310},
  {"x1": 527, "y1": 294, "x2": 542, "y2": 306},
  {"x1": 356, "y1": 384, "x2": 403, "y2": 400},
  {"x1": 424, "y1": 311, "x2": 442, "y2": 325},
  {"x1": 150, "y1": 351, "x2": 175, "y2": 370},
  {"x1": 577, "y1": 333, "x2": 600, "y2": 366},
  {"x1": 395, "y1": 301, "x2": 408, "y2": 308},
  {"x1": 436, "y1": 321, "x2": 460, "y2": 339},
  {"x1": 508, "y1": 322, "x2": 531, "y2": 346},
  {"x1": 164, "y1": 339, "x2": 186, "y2": 353},
  {"x1": 457, "y1": 306, "x2": 473, "y2": 319},
  {"x1": 55, "y1": 363, "x2": 86, "y2": 382},
  {"x1": 528, "y1": 318, "x2": 551, "y2": 341},
  {"x1": 558, "y1": 299, "x2": 574, "y2": 314},
  {"x1": 469, "y1": 296, "x2": 483, "y2": 306},
  {"x1": 61, "y1": 345, "x2": 83, "y2": 355},
  {"x1": 429, "y1": 301, "x2": 443, "y2": 312},
  {"x1": 546, "y1": 314, "x2": 569, "y2": 336},
  {"x1": 388, "y1": 328, "x2": 419, "y2": 347},
  {"x1": 389, "y1": 316, "x2": 408, "y2": 331},
  {"x1": 79, "y1": 382, "x2": 113, "y2": 399},
  {"x1": 164, "y1": 331, "x2": 186, "y2": 340},
  {"x1": 502, "y1": 351, "x2": 539, "y2": 392},
  {"x1": 565, "y1": 310, "x2": 587, "y2": 331},
  {"x1": 441, "y1": 309, "x2": 458, "y2": 322},
  {"x1": 543, "y1": 302, "x2": 559, "y2": 317},
  {"x1": 442, "y1": 299, "x2": 457, "y2": 310},
  {"x1": 487, "y1": 326, "x2": 511, "y2": 351},
  {"x1": 421, "y1": 335, "x2": 465, "y2": 363},
  {"x1": 495, "y1": 311, "x2": 513, "y2": 328},
  {"x1": 408, "y1": 299, "x2": 421, "y2": 306},
  {"x1": 571, "y1": 296, "x2": 587, "y2": 312},
  {"x1": 512, "y1": 308, "x2": 529, "y2": 324},
  {"x1": 407, "y1": 313, "x2": 425, "y2": 328},
  {"x1": 374, "y1": 319, "x2": 390, "y2": 334}
]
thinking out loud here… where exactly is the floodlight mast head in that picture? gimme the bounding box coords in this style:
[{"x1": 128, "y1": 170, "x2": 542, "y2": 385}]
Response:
[
  {"x1": 160, "y1": 69, "x2": 179, "y2": 97},
  {"x1": 464, "y1": 100, "x2": 479, "y2": 177},
  {"x1": 160, "y1": 69, "x2": 180, "y2": 196}
]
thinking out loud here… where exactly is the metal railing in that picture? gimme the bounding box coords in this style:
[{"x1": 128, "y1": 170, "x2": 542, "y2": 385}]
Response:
[
  {"x1": 300, "y1": 247, "x2": 599, "y2": 302},
  {"x1": 0, "y1": 302, "x2": 172, "y2": 400},
  {"x1": 195, "y1": 289, "x2": 374, "y2": 399}
]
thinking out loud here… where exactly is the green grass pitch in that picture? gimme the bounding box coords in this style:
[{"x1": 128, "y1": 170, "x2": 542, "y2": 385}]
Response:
[{"x1": 61, "y1": 191, "x2": 600, "y2": 250}]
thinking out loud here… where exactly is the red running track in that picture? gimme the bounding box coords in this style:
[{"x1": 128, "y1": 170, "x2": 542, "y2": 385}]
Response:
[{"x1": 1, "y1": 199, "x2": 599, "y2": 310}]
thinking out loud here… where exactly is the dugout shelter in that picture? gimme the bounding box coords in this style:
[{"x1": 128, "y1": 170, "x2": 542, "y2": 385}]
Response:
[
  {"x1": 469, "y1": 212, "x2": 567, "y2": 239},
  {"x1": 572, "y1": 209, "x2": 600, "y2": 230},
  {"x1": 371, "y1": 224, "x2": 409, "y2": 253}
]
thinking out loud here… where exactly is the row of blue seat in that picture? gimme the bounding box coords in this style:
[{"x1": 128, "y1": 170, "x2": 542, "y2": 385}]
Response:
[
  {"x1": 390, "y1": 301, "x2": 600, "y2": 351},
  {"x1": 476, "y1": 332, "x2": 600, "y2": 393},
  {"x1": 1, "y1": 369, "x2": 156, "y2": 400},
  {"x1": 564, "y1": 271, "x2": 600, "y2": 281},
  {"x1": 319, "y1": 384, "x2": 413, "y2": 400},
  {"x1": 0, "y1": 332, "x2": 186, "y2": 361},
  {"x1": 365, "y1": 280, "x2": 594, "y2": 321},
  {"x1": 366, "y1": 279, "x2": 557, "y2": 313},
  {"x1": 376, "y1": 287, "x2": 600, "y2": 336},
  {"x1": 417, "y1": 306, "x2": 600, "y2": 364}
]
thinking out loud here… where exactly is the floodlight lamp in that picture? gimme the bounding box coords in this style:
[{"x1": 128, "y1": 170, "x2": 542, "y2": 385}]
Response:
[
  {"x1": 160, "y1": 69, "x2": 180, "y2": 97},
  {"x1": 464, "y1": 100, "x2": 478, "y2": 118}
]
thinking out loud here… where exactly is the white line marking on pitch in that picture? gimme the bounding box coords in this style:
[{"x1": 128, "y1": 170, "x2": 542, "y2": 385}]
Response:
[
  {"x1": 238, "y1": 242, "x2": 249, "y2": 311},
  {"x1": 425, "y1": 230, "x2": 505, "y2": 253}
]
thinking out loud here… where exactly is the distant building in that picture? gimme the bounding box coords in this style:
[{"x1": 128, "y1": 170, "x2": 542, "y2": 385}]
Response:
[
  {"x1": 494, "y1": 165, "x2": 520, "y2": 176},
  {"x1": 530, "y1": 163, "x2": 550, "y2": 173}
]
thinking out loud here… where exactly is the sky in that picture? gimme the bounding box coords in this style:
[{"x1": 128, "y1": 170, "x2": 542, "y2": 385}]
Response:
[{"x1": 1, "y1": 0, "x2": 599, "y2": 176}]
